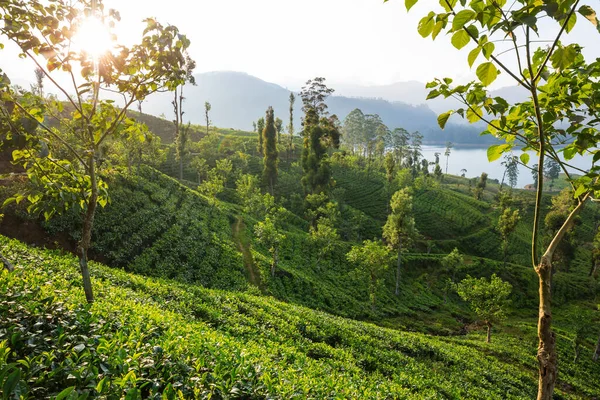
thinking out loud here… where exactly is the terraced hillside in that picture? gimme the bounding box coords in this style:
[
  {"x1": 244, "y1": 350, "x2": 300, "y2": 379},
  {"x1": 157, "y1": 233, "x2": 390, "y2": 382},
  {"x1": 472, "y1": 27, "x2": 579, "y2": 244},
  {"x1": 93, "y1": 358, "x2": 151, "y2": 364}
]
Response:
[{"x1": 1, "y1": 236, "x2": 599, "y2": 399}]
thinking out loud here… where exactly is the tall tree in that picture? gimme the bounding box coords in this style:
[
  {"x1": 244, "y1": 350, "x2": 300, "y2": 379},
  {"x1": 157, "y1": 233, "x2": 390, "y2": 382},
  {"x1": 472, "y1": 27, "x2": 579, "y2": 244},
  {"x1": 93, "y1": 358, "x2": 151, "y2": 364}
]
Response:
[
  {"x1": 544, "y1": 158, "x2": 560, "y2": 191},
  {"x1": 262, "y1": 106, "x2": 278, "y2": 195},
  {"x1": 444, "y1": 141, "x2": 453, "y2": 174},
  {"x1": 300, "y1": 77, "x2": 334, "y2": 117},
  {"x1": 256, "y1": 117, "x2": 265, "y2": 155},
  {"x1": 300, "y1": 79, "x2": 340, "y2": 195},
  {"x1": 398, "y1": 1, "x2": 600, "y2": 396},
  {"x1": 342, "y1": 108, "x2": 365, "y2": 154},
  {"x1": 204, "y1": 101, "x2": 211, "y2": 135},
  {"x1": 383, "y1": 188, "x2": 418, "y2": 296},
  {"x1": 173, "y1": 58, "x2": 196, "y2": 180},
  {"x1": 287, "y1": 92, "x2": 295, "y2": 160},
  {"x1": 275, "y1": 117, "x2": 283, "y2": 144},
  {"x1": 0, "y1": 0, "x2": 193, "y2": 303},
  {"x1": 499, "y1": 207, "x2": 521, "y2": 267}
]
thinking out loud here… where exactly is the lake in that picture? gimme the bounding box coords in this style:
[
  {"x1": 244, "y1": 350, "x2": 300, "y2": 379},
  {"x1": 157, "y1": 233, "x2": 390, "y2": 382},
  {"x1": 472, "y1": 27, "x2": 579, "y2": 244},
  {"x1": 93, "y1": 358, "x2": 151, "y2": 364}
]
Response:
[{"x1": 421, "y1": 145, "x2": 594, "y2": 189}]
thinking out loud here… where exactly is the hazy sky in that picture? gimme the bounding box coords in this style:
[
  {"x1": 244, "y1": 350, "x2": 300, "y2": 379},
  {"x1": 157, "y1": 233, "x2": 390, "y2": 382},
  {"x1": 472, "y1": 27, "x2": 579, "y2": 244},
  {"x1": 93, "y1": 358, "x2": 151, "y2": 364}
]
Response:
[{"x1": 2, "y1": 0, "x2": 599, "y2": 90}]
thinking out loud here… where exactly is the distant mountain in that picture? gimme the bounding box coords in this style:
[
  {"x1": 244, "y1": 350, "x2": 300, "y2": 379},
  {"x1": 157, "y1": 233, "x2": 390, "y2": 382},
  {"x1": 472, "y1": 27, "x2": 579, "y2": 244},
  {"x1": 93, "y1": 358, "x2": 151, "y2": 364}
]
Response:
[
  {"x1": 133, "y1": 71, "x2": 498, "y2": 145},
  {"x1": 335, "y1": 80, "x2": 529, "y2": 115}
]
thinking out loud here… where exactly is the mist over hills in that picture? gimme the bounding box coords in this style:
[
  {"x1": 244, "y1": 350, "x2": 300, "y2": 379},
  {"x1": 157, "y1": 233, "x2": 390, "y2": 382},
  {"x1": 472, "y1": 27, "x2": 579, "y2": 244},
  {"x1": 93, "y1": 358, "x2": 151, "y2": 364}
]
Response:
[{"x1": 138, "y1": 71, "x2": 500, "y2": 145}]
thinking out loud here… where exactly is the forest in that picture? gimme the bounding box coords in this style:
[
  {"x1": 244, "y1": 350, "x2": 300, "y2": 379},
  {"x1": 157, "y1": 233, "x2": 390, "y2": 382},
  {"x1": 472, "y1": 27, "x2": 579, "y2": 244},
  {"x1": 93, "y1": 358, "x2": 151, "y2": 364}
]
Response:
[{"x1": 1, "y1": 0, "x2": 600, "y2": 399}]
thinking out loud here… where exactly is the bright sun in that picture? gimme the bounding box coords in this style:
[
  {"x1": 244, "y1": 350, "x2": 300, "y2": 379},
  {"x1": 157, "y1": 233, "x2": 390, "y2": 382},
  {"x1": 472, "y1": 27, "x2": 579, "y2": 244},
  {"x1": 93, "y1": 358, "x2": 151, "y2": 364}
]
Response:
[{"x1": 72, "y1": 17, "x2": 113, "y2": 60}]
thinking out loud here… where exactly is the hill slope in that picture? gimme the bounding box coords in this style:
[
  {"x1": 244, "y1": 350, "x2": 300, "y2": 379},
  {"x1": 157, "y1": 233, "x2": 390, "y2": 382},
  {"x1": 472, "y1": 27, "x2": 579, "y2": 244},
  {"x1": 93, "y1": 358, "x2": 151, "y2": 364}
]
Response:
[{"x1": 1, "y1": 236, "x2": 599, "y2": 399}]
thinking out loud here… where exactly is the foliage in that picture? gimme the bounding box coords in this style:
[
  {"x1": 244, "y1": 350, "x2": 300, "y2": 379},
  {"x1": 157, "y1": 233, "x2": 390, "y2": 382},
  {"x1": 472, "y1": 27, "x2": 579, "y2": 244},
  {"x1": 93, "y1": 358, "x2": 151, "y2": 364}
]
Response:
[
  {"x1": 347, "y1": 240, "x2": 390, "y2": 308},
  {"x1": 456, "y1": 274, "x2": 513, "y2": 342}
]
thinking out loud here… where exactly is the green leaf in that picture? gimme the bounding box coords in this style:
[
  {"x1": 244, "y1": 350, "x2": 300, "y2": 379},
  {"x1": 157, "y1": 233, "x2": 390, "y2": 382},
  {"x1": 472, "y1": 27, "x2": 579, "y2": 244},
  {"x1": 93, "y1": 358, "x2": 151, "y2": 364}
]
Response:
[
  {"x1": 563, "y1": 12, "x2": 577, "y2": 33},
  {"x1": 418, "y1": 12, "x2": 436, "y2": 37},
  {"x1": 574, "y1": 183, "x2": 587, "y2": 199},
  {"x1": 563, "y1": 145, "x2": 577, "y2": 160},
  {"x1": 451, "y1": 30, "x2": 470, "y2": 50},
  {"x1": 468, "y1": 46, "x2": 481, "y2": 68},
  {"x1": 487, "y1": 144, "x2": 510, "y2": 162},
  {"x1": 405, "y1": 0, "x2": 418, "y2": 11},
  {"x1": 476, "y1": 62, "x2": 499, "y2": 86},
  {"x1": 452, "y1": 10, "x2": 475, "y2": 30},
  {"x1": 437, "y1": 111, "x2": 453, "y2": 129},
  {"x1": 578, "y1": 5, "x2": 599, "y2": 32},
  {"x1": 550, "y1": 45, "x2": 578, "y2": 71},
  {"x1": 520, "y1": 153, "x2": 530, "y2": 165},
  {"x1": 466, "y1": 106, "x2": 481, "y2": 123},
  {"x1": 482, "y1": 42, "x2": 495, "y2": 59},
  {"x1": 3, "y1": 369, "x2": 21, "y2": 398},
  {"x1": 55, "y1": 386, "x2": 75, "y2": 400}
]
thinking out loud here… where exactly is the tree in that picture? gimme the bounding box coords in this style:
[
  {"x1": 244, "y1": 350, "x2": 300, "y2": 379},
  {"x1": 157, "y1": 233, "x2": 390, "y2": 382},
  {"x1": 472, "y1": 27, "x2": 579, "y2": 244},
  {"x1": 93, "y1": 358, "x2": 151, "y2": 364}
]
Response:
[
  {"x1": 287, "y1": 92, "x2": 295, "y2": 160},
  {"x1": 262, "y1": 107, "x2": 278, "y2": 195},
  {"x1": 384, "y1": 152, "x2": 396, "y2": 184},
  {"x1": 300, "y1": 88, "x2": 340, "y2": 195},
  {"x1": 498, "y1": 208, "x2": 521, "y2": 267},
  {"x1": 441, "y1": 247, "x2": 464, "y2": 282},
  {"x1": 501, "y1": 155, "x2": 519, "y2": 189},
  {"x1": 190, "y1": 157, "x2": 208, "y2": 184},
  {"x1": 256, "y1": 117, "x2": 265, "y2": 154},
  {"x1": 383, "y1": 188, "x2": 418, "y2": 296},
  {"x1": 544, "y1": 158, "x2": 560, "y2": 191},
  {"x1": 347, "y1": 240, "x2": 390, "y2": 310},
  {"x1": 456, "y1": 274, "x2": 512, "y2": 343},
  {"x1": 255, "y1": 215, "x2": 285, "y2": 277},
  {"x1": 390, "y1": 127, "x2": 410, "y2": 166},
  {"x1": 444, "y1": 141, "x2": 452, "y2": 174},
  {"x1": 204, "y1": 101, "x2": 211, "y2": 135},
  {"x1": 399, "y1": 1, "x2": 600, "y2": 396},
  {"x1": 300, "y1": 77, "x2": 334, "y2": 117},
  {"x1": 252, "y1": 121, "x2": 257, "y2": 132},
  {"x1": 275, "y1": 117, "x2": 283, "y2": 144},
  {"x1": 460, "y1": 168, "x2": 467, "y2": 178},
  {"x1": 173, "y1": 58, "x2": 196, "y2": 180},
  {"x1": 198, "y1": 159, "x2": 231, "y2": 209},
  {"x1": 342, "y1": 108, "x2": 365, "y2": 154},
  {"x1": 474, "y1": 172, "x2": 488, "y2": 200},
  {"x1": 531, "y1": 164, "x2": 539, "y2": 189},
  {"x1": 0, "y1": 1, "x2": 193, "y2": 303}
]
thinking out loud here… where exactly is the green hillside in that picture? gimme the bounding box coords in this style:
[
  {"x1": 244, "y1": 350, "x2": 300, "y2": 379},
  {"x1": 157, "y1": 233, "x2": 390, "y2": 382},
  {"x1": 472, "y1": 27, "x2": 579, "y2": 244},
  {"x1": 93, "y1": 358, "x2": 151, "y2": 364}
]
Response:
[{"x1": 2, "y1": 236, "x2": 599, "y2": 399}]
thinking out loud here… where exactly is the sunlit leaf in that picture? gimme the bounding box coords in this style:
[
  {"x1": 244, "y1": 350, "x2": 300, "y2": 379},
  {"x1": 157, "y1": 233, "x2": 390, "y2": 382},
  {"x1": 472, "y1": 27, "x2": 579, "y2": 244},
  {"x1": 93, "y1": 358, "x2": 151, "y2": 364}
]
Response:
[
  {"x1": 451, "y1": 30, "x2": 470, "y2": 49},
  {"x1": 476, "y1": 62, "x2": 499, "y2": 86}
]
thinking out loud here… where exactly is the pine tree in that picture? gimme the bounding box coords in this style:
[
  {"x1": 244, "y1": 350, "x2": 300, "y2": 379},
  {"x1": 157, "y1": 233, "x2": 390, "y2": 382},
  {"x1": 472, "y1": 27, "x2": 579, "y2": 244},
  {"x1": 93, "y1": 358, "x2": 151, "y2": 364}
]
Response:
[
  {"x1": 262, "y1": 107, "x2": 278, "y2": 195},
  {"x1": 256, "y1": 117, "x2": 265, "y2": 154}
]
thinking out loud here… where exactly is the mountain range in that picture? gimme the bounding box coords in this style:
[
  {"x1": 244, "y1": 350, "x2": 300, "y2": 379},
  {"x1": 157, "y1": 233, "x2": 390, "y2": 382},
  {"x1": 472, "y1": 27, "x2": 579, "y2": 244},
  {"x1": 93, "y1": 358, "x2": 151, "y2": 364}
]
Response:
[{"x1": 135, "y1": 71, "x2": 521, "y2": 145}]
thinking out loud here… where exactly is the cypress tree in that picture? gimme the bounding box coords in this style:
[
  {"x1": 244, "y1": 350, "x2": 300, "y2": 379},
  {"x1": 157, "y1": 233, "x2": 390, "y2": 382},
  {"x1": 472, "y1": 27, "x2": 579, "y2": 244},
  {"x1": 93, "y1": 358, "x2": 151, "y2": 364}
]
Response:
[{"x1": 262, "y1": 107, "x2": 278, "y2": 194}]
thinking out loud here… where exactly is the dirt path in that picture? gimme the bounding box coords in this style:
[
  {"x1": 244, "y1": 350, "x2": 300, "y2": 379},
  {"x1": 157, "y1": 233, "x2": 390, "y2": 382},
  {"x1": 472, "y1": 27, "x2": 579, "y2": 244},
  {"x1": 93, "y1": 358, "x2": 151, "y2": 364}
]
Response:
[{"x1": 232, "y1": 216, "x2": 264, "y2": 292}]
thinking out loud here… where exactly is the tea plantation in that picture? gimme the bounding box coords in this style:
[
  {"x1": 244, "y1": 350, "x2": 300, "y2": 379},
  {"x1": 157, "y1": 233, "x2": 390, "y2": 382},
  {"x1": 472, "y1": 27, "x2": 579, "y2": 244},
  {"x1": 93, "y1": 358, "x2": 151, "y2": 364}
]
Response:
[{"x1": 1, "y1": 236, "x2": 599, "y2": 399}]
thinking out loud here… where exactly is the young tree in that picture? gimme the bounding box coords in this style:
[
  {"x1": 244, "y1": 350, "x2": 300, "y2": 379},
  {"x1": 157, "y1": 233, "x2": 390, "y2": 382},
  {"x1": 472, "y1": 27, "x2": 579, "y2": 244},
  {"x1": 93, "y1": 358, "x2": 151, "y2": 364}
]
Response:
[
  {"x1": 204, "y1": 101, "x2": 211, "y2": 135},
  {"x1": 252, "y1": 121, "x2": 257, "y2": 132},
  {"x1": 256, "y1": 117, "x2": 265, "y2": 154},
  {"x1": 0, "y1": 1, "x2": 193, "y2": 303},
  {"x1": 398, "y1": 1, "x2": 600, "y2": 395},
  {"x1": 441, "y1": 247, "x2": 464, "y2": 282},
  {"x1": 498, "y1": 208, "x2": 521, "y2": 267},
  {"x1": 255, "y1": 215, "x2": 286, "y2": 277},
  {"x1": 383, "y1": 188, "x2": 418, "y2": 296},
  {"x1": 287, "y1": 92, "x2": 295, "y2": 159},
  {"x1": 501, "y1": 155, "x2": 519, "y2": 189},
  {"x1": 456, "y1": 274, "x2": 512, "y2": 343},
  {"x1": 347, "y1": 240, "x2": 390, "y2": 310},
  {"x1": 444, "y1": 141, "x2": 453, "y2": 174},
  {"x1": 262, "y1": 107, "x2": 278, "y2": 194}
]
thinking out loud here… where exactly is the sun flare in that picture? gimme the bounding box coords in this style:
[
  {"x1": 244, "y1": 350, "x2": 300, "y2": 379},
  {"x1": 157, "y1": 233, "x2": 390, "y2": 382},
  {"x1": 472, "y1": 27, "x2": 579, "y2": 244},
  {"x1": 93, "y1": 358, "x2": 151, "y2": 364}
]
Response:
[{"x1": 72, "y1": 17, "x2": 113, "y2": 60}]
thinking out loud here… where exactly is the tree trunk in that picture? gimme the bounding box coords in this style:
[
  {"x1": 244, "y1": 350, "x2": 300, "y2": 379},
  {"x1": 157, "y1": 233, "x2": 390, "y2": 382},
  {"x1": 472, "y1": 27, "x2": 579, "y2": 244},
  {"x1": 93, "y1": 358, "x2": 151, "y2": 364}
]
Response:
[
  {"x1": 1, "y1": 252, "x2": 14, "y2": 272},
  {"x1": 78, "y1": 157, "x2": 98, "y2": 304},
  {"x1": 486, "y1": 321, "x2": 492, "y2": 343},
  {"x1": 593, "y1": 333, "x2": 600, "y2": 362},
  {"x1": 395, "y1": 243, "x2": 402, "y2": 296},
  {"x1": 536, "y1": 255, "x2": 556, "y2": 400}
]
